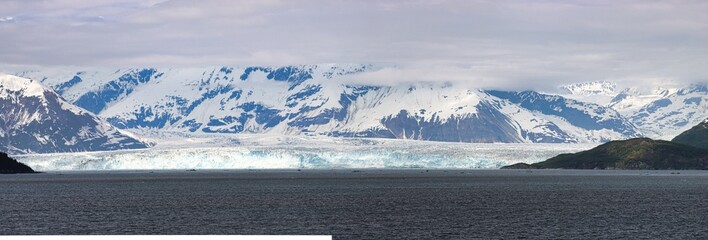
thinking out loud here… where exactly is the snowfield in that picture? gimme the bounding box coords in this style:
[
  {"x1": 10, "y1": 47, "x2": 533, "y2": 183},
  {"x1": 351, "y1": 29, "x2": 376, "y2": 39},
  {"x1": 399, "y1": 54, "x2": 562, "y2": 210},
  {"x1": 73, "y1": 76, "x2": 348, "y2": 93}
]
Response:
[{"x1": 15, "y1": 132, "x2": 595, "y2": 170}]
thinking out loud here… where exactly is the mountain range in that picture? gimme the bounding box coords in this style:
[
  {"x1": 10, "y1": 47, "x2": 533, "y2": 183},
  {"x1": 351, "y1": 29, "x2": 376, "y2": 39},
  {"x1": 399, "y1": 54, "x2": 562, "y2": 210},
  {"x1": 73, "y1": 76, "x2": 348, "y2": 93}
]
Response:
[{"x1": 0, "y1": 64, "x2": 704, "y2": 153}]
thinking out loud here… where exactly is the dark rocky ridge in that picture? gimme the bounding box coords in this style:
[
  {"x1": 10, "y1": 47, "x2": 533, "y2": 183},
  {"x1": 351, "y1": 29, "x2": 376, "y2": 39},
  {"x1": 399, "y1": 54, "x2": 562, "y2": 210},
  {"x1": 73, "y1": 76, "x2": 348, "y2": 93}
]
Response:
[
  {"x1": 0, "y1": 152, "x2": 35, "y2": 173},
  {"x1": 500, "y1": 163, "x2": 535, "y2": 169}
]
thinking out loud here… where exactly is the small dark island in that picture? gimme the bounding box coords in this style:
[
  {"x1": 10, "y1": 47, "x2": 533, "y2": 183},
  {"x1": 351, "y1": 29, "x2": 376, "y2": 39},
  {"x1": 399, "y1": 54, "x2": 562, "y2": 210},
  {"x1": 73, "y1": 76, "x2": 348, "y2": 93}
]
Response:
[
  {"x1": 503, "y1": 119, "x2": 708, "y2": 170},
  {"x1": 0, "y1": 152, "x2": 36, "y2": 174},
  {"x1": 500, "y1": 162, "x2": 536, "y2": 169}
]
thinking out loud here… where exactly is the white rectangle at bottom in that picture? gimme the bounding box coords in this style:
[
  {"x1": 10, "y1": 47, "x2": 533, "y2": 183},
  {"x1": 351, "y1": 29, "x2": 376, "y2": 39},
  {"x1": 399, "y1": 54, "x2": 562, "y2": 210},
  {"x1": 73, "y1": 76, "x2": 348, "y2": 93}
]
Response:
[{"x1": 0, "y1": 236, "x2": 332, "y2": 240}]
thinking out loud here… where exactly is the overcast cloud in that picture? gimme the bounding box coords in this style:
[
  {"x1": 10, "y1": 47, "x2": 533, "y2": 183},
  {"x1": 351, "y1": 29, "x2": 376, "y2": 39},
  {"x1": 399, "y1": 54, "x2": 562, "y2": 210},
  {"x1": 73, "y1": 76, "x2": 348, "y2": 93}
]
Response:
[{"x1": 1, "y1": 0, "x2": 707, "y2": 90}]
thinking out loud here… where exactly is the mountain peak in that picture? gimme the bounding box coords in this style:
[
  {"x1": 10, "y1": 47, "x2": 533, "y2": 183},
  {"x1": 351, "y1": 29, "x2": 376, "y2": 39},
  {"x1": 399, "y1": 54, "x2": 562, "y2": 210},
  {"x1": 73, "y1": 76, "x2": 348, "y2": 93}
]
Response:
[
  {"x1": 559, "y1": 81, "x2": 616, "y2": 96},
  {"x1": 0, "y1": 74, "x2": 148, "y2": 154},
  {"x1": 0, "y1": 74, "x2": 46, "y2": 98}
]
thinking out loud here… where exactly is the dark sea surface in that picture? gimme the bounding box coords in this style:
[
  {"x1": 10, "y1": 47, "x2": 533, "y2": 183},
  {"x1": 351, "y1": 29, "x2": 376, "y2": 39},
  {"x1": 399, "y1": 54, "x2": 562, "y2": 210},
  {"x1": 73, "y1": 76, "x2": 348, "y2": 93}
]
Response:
[{"x1": 2, "y1": 169, "x2": 708, "y2": 239}]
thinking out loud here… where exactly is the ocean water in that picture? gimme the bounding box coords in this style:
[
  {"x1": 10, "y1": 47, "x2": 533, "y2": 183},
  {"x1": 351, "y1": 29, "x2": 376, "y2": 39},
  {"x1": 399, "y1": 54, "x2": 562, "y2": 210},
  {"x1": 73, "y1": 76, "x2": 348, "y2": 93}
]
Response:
[{"x1": 1, "y1": 170, "x2": 707, "y2": 239}]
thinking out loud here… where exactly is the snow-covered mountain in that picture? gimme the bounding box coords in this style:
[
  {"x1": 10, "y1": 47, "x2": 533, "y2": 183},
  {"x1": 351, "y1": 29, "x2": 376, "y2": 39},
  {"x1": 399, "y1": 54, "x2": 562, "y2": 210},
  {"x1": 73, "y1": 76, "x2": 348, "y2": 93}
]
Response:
[
  {"x1": 486, "y1": 90, "x2": 639, "y2": 142},
  {"x1": 558, "y1": 81, "x2": 618, "y2": 106},
  {"x1": 628, "y1": 84, "x2": 707, "y2": 139},
  {"x1": 557, "y1": 80, "x2": 705, "y2": 139},
  {"x1": 0, "y1": 74, "x2": 148, "y2": 154},
  {"x1": 13, "y1": 65, "x2": 641, "y2": 144},
  {"x1": 607, "y1": 87, "x2": 677, "y2": 116},
  {"x1": 560, "y1": 81, "x2": 616, "y2": 97}
]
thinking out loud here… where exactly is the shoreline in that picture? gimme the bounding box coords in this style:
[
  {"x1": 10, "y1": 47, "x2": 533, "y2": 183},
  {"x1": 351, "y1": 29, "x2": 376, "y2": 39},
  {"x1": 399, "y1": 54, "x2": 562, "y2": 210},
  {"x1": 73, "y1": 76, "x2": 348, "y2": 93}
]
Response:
[{"x1": 4, "y1": 168, "x2": 707, "y2": 178}]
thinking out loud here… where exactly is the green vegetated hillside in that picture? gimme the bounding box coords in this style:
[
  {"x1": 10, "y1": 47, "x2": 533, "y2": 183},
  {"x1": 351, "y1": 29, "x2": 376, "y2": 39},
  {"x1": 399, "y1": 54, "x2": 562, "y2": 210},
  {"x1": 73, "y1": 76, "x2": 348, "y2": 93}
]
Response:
[
  {"x1": 672, "y1": 119, "x2": 708, "y2": 150},
  {"x1": 503, "y1": 119, "x2": 708, "y2": 170}
]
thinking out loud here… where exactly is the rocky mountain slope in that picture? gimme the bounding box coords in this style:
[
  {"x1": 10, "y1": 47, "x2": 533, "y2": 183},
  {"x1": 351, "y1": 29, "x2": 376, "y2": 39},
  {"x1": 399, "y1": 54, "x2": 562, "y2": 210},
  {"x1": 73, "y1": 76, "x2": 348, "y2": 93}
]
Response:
[{"x1": 0, "y1": 74, "x2": 148, "y2": 154}]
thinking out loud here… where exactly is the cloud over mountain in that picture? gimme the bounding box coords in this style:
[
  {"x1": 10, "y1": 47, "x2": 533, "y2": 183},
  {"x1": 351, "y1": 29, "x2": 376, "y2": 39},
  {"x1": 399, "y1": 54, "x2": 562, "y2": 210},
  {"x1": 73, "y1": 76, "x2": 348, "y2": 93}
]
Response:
[{"x1": 1, "y1": 1, "x2": 707, "y2": 91}]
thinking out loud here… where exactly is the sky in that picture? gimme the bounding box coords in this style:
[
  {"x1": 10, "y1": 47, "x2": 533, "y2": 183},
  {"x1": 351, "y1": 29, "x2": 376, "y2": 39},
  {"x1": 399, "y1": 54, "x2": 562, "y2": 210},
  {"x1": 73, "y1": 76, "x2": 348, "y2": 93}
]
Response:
[{"x1": 1, "y1": 0, "x2": 707, "y2": 90}]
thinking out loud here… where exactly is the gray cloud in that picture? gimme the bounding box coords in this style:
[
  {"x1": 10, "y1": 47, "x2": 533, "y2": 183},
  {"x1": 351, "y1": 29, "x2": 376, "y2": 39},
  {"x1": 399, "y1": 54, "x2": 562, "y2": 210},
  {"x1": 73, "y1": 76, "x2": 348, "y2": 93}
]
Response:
[{"x1": 1, "y1": 0, "x2": 707, "y2": 91}]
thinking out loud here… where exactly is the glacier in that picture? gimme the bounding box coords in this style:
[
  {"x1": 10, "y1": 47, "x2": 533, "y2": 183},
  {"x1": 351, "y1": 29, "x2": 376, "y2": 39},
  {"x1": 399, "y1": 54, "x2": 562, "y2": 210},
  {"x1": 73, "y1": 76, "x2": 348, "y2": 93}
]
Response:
[{"x1": 14, "y1": 133, "x2": 595, "y2": 171}]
